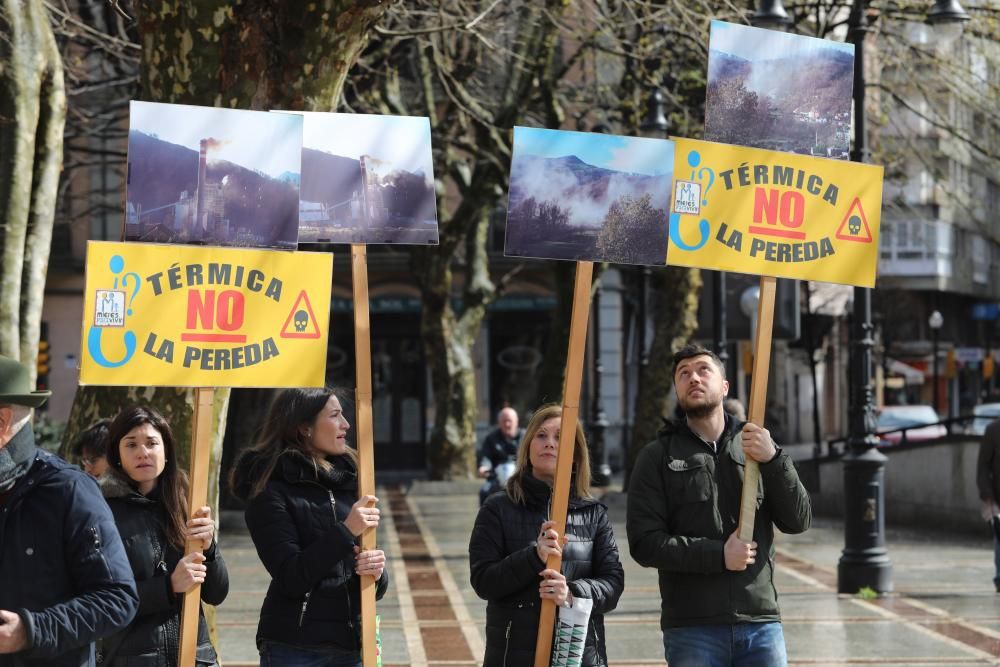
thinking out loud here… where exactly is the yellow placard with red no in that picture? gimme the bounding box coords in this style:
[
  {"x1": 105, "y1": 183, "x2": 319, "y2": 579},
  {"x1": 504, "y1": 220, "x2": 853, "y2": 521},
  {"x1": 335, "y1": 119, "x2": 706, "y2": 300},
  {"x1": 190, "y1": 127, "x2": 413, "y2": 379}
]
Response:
[
  {"x1": 80, "y1": 241, "x2": 332, "y2": 387},
  {"x1": 666, "y1": 138, "x2": 883, "y2": 287}
]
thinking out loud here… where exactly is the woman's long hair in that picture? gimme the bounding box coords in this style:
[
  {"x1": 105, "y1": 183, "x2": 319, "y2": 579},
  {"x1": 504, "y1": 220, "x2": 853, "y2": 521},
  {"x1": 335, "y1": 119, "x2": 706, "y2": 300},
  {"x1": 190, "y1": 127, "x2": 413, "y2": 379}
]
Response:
[
  {"x1": 107, "y1": 405, "x2": 188, "y2": 550},
  {"x1": 506, "y1": 404, "x2": 592, "y2": 505},
  {"x1": 230, "y1": 387, "x2": 358, "y2": 499}
]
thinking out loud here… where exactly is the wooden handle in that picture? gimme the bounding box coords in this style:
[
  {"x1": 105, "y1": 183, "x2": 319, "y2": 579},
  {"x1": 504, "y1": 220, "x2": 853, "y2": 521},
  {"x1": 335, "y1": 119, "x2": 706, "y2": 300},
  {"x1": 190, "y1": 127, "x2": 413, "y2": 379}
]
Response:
[
  {"x1": 737, "y1": 276, "x2": 776, "y2": 542},
  {"x1": 352, "y1": 244, "x2": 379, "y2": 667},
  {"x1": 178, "y1": 387, "x2": 215, "y2": 667},
  {"x1": 534, "y1": 262, "x2": 593, "y2": 667}
]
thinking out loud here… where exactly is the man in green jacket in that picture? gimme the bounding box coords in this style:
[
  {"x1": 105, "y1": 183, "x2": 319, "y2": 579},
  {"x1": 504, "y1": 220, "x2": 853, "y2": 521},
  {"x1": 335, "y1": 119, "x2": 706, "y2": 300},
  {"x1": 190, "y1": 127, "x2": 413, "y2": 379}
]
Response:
[{"x1": 626, "y1": 344, "x2": 811, "y2": 667}]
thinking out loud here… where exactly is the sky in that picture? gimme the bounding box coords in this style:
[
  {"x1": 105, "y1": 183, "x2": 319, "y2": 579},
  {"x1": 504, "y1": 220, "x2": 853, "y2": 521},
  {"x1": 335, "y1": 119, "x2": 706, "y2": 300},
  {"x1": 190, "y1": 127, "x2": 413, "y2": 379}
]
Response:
[
  {"x1": 512, "y1": 126, "x2": 674, "y2": 177},
  {"x1": 129, "y1": 101, "x2": 302, "y2": 179},
  {"x1": 708, "y1": 19, "x2": 854, "y2": 63},
  {"x1": 290, "y1": 111, "x2": 435, "y2": 184}
]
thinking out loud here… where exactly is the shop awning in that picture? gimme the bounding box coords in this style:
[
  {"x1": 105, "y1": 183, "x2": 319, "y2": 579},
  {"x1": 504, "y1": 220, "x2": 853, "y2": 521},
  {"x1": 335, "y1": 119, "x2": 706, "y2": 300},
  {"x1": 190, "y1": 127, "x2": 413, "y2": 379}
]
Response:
[{"x1": 887, "y1": 358, "x2": 925, "y2": 385}]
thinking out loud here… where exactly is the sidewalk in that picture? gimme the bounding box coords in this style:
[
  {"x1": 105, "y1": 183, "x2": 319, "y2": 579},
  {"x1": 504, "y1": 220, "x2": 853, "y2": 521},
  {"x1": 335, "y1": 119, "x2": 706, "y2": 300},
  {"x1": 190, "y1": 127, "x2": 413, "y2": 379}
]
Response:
[{"x1": 216, "y1": 482, "x2": 1000, "y2": 666}]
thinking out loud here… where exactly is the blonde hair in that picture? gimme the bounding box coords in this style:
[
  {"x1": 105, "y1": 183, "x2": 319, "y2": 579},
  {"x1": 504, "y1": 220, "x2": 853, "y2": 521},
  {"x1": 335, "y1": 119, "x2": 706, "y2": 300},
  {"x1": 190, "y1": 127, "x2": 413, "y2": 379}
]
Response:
[{"x1": 506, "y1": 403, "x2": 592, "y2": 505}]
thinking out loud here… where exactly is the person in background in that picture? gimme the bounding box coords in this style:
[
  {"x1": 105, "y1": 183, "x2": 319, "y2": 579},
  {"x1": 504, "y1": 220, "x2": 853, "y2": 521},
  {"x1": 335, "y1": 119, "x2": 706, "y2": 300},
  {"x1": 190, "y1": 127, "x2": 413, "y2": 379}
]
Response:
[
  {"x1": 0, "y1": 355, "x2": 137, "y2": 666},
  {"x1": 100, "y1": 405, "x2": 229, "y2": 666},
  {"x1": 231, "y1": 387, "x2": 389, "y2": 667},
  {"x1": 469, "y1": 403, "x2": 625, "y2": 666},
  {"x1": 72, "y1": 418, "x2": 111, "y2": 479},
  {"x1": 724, "y1": 397, "x2": 747, "y2": 423},
  {"x1": 976, "y1": 416, "x2": 1000, "y2": 592},
  {"x1": 477, "y1": 406, "x2": 522, "y2": 505}
]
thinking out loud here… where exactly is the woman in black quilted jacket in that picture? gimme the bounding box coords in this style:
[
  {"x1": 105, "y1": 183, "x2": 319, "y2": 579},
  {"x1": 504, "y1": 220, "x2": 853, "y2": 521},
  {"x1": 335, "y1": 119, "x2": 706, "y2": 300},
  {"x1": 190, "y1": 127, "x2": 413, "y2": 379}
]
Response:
[
  {"x1": 229, "y1": 388, "x2": 388, "y2": 667},
  {"x1": 469, "y1": 404, "x2": 625, "y2": 667},
  {"x1": 101, "y1": 405, "x2": 229, "y2": 666}
]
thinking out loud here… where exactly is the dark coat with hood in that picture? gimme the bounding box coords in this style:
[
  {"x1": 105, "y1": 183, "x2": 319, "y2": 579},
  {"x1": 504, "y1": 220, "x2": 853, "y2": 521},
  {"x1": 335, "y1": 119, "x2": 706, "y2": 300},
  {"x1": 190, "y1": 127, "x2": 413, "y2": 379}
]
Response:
[
  {"x1": 468, "y1": 473, "x2": 625, "y2": 667},
  {"x1": 100, "y1": 471, "x2": 228, "y2": 666},
  {"x1": 231, "y1": 449, "x2": 389, "y2": 653},
  {"x1": 626, "y1": 415, "x2": 812, "y2": 631},
  {"x1": 0, "y1": 428, "x2": 138, "y2": 667}
]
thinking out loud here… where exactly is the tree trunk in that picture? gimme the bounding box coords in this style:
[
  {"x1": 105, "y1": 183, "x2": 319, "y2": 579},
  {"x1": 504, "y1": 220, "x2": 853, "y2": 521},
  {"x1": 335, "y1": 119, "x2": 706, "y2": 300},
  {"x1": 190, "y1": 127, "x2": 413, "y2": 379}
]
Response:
[
  {"x1": 419, "y1": 200, "x2": 496, "y2": 480},
  {"x1": 137, "y1": 1, "x2": 386, "y2": 111},
  {"x1": 625, "y1": 266, "x2": 702, "y2": 488},
  {"x1": 0, "y1": 0, "x2": 66, "y2": 371}
]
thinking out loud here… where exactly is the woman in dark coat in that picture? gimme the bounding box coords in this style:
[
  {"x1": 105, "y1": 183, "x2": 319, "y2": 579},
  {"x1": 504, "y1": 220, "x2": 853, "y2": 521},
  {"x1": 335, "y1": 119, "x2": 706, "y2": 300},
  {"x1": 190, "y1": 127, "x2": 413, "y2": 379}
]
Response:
[
  {"x1": 101, "y1": 405, "x2": 229, "y2": 666},
  {"x1": 230, "y1": 387, "x2": 389, "y2": 667},
  {"x1": 469, "y1": 404, "x2": 625, "y2": 667}
]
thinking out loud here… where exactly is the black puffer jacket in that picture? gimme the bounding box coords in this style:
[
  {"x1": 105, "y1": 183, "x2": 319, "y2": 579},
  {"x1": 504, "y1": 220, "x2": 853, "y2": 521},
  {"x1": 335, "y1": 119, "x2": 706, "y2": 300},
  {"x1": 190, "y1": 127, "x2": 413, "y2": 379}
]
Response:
[
  {"x1": 0, "y1": 436, "x2": 137, "y2": 667},
  {"x1": 469, "y1": 474, "x2": 625, "y2": 667},
  {"x1": 101, "y1": 472, "x2": 228, "y2": 666},
  {"x1": 232, "y1": 449, "x2": 389, "y2": 652}
]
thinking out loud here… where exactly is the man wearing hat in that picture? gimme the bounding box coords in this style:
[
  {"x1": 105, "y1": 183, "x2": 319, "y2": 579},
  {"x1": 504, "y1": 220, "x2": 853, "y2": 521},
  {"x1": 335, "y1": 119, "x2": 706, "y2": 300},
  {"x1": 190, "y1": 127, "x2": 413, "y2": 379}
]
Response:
[{"x1": 0, "y1": 355, "x2": 137, "y2": 666}]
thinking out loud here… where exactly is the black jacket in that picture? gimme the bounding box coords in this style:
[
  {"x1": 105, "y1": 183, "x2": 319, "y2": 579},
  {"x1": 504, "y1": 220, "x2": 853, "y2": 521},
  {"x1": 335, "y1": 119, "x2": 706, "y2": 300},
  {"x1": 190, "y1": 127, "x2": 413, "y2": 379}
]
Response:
[
  {"x1": 0, "y1": 436, "x2": 137, "y2": 667},
  {"x1": 232, "y1": 449, "x2": 389, "y2": 652},
  {"x1": 626, "y1": 416, "x2": 812, "y2": 630},
  {"x1": 469, "y1": 474, "x2": 625, "y2": 667},
  {"x1": 478, "y1": 428, "x2": 522, "y2": 470},
  {"x1": 101, "y1": 472, "x2": 229, "y2": 666}
]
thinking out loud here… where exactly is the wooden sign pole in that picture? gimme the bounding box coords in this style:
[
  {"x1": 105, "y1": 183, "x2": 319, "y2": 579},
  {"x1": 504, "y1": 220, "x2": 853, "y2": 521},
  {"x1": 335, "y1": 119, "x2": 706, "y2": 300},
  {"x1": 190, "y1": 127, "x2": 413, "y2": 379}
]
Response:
[
  {"x1": 178, "y1": 386, "x2": 215, "y2": 666},
  {"x1": 737, "y1": 275, "x2": 777, "y2": 542},
  {"x1": 351, "y1": 244, "x2": 379, "y2": 667},
  {"x1": 533, "y1": 261, "x2": 594, "y2": 667}
]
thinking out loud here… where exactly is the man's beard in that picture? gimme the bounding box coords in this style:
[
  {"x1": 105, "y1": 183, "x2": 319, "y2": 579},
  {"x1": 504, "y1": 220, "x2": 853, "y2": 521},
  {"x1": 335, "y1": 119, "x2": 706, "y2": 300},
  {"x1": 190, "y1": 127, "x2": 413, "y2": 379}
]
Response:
[{"x1": 680, "y1": 392, "x2": 723, "y2": 419}]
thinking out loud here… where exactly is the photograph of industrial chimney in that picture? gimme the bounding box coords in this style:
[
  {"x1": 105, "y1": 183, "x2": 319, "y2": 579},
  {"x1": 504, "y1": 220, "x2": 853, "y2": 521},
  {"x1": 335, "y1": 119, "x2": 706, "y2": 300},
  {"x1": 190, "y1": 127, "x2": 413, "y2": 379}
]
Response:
[
  {"x1": 292, "y1": 111, "x2": 439, "y2": 245},
  {"x1": 124, "y1": 101, "x2": 303, "y2": 249}
]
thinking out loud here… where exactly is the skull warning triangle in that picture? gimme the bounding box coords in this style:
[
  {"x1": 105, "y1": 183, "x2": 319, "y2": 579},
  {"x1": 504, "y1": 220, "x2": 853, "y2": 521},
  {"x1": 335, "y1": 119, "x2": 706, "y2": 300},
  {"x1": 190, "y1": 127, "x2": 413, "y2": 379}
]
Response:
[
  {"x1": 835, "y1": 197, "x2": 873, "y2": 243},
  {"x1": 280, "y1": 289, "x2": 322, "y2": 339}
]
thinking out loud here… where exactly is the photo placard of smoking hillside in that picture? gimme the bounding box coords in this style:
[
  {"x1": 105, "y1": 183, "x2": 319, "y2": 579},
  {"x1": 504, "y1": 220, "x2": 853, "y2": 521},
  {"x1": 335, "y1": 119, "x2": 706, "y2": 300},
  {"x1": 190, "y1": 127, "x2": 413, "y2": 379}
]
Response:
[
  {"x1": 291, "y1": 112, "x2": 439, "y2": 245},
  {"x1": 125, "y1": 102, "x2": 303, "y2": 250},
  {"x1": 705, "y1": 20, "x2": 855, "y2": 158},
  {"x1": 504, "y1": 127, "x2": 675, "y2": 266}
]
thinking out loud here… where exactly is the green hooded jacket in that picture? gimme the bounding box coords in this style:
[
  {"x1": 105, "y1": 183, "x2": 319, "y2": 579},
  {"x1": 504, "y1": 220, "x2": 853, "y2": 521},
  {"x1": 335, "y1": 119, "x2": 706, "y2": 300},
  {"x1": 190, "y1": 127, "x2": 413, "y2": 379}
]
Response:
[{"x1": 626, "y1": 416, "x2": 811, "y2": 629}]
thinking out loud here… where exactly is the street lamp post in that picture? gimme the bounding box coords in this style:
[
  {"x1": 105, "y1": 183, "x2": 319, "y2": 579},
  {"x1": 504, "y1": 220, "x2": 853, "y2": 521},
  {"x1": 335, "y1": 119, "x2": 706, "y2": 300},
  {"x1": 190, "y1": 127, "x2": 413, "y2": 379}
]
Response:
[
  {"x1": 586, "y1": 121, "x2": 614, "y2": 487},
  {"x1": 930, "y1": 310, "x2": 943, "y2": 416},
  {"x1": 751, "y1": 0, "x2": 792, "y2": 29},
  {"x1": 754, "y1": 0, "x2": 969, "y2": 595},
  {"x1": 837, "y1": 0, "x2": 894, "y2": 597}
]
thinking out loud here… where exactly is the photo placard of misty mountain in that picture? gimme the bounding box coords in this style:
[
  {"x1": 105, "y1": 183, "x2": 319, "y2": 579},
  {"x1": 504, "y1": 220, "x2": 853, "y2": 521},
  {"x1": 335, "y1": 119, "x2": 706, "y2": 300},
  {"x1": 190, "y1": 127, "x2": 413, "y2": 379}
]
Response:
[
  {"x1": 125, "y1": 131, "x2": 299, "y2": 249},
  {"x1": 705, "y1": 44, "x2": 854, "y2": 157},
  {"x1": 297, "y1": 147, "x2": 438, "y2": 245},
  {"x1": 504, "y1": 153, "x2": 671, "y2": 266}
]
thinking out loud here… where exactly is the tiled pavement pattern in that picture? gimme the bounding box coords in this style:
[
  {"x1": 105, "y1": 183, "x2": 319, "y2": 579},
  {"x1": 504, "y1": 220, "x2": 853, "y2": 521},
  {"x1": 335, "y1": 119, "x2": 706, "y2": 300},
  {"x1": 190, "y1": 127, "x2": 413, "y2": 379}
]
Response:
[{"x1": 216, "y1": 482, "x2": 1000, "y2": 666}]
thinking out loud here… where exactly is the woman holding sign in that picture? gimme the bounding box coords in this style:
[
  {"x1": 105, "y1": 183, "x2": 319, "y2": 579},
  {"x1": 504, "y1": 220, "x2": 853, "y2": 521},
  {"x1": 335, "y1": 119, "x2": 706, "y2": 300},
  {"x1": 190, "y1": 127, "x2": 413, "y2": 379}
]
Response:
[
  {"x1": 469, "y1": 404, "x2": 625, "y2": 666},
  {"x1": 100, "y1": 405, "x2": 229, "y2": 666},
  {"x1": 231, "y1": 387, "x2": 388, "y2": 667}
]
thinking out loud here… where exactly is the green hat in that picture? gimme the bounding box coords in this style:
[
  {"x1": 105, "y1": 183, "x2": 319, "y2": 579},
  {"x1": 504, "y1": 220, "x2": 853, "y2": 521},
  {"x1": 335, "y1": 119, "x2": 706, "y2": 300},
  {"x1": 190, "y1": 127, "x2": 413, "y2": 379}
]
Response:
[{"x1": 0, "y1": 355, "x2": 51, "y2": 408}]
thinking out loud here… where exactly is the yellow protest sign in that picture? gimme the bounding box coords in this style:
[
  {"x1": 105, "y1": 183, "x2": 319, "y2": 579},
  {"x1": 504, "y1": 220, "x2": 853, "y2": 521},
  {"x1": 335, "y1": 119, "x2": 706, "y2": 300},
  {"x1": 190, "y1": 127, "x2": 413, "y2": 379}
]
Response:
[
  {"x1": 666, "y1": 138, "x2": 883, "y2": 287},
  {"x1": 80, "y1": 241, "x2": 332, "y2": 387}
]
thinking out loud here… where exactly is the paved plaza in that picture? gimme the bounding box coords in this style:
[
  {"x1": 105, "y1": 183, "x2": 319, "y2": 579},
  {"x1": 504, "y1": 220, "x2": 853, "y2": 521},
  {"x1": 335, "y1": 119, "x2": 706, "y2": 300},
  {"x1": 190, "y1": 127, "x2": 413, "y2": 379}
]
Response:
[{"x1": 215, "y1": 482, "x2": 1000, "y2": 666}]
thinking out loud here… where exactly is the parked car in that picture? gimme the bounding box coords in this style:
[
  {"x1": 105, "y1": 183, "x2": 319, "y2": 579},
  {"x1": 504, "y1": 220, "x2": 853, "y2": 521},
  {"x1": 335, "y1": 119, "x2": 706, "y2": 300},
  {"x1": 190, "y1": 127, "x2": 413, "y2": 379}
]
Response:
[
  {"x1": 875, "y1": 405, "x2": 947, "y2": 445},
  {"x1": 969, "y1": 403, "x2": 1000, "y2": 436}
]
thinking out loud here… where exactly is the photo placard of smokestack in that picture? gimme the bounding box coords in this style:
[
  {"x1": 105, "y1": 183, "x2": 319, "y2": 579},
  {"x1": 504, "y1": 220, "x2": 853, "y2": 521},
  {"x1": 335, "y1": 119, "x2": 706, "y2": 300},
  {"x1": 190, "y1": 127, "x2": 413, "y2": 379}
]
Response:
[
  {"x1": 359, "y1": 155, "x2": 371, "y2": 231},
  {"x1": 196, "y1": 139, "x2": 208, "y2": 233}
]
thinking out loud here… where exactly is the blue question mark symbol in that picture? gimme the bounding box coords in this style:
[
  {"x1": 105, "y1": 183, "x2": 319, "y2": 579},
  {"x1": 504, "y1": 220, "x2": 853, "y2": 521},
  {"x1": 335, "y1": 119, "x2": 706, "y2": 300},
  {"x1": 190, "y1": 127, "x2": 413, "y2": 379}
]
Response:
[
  {"x1": 698, "y1": 167, "x2": 715, "y2": 206},
  {"x1": 670, "y1": 150, "x2": 710, "y2": 251},
  {"x1": 122, "y1": 272, "x2": 140, "y2": 315},
  {"x1": 88, "y1": 254, "x2": 137, "y2": 368}
]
